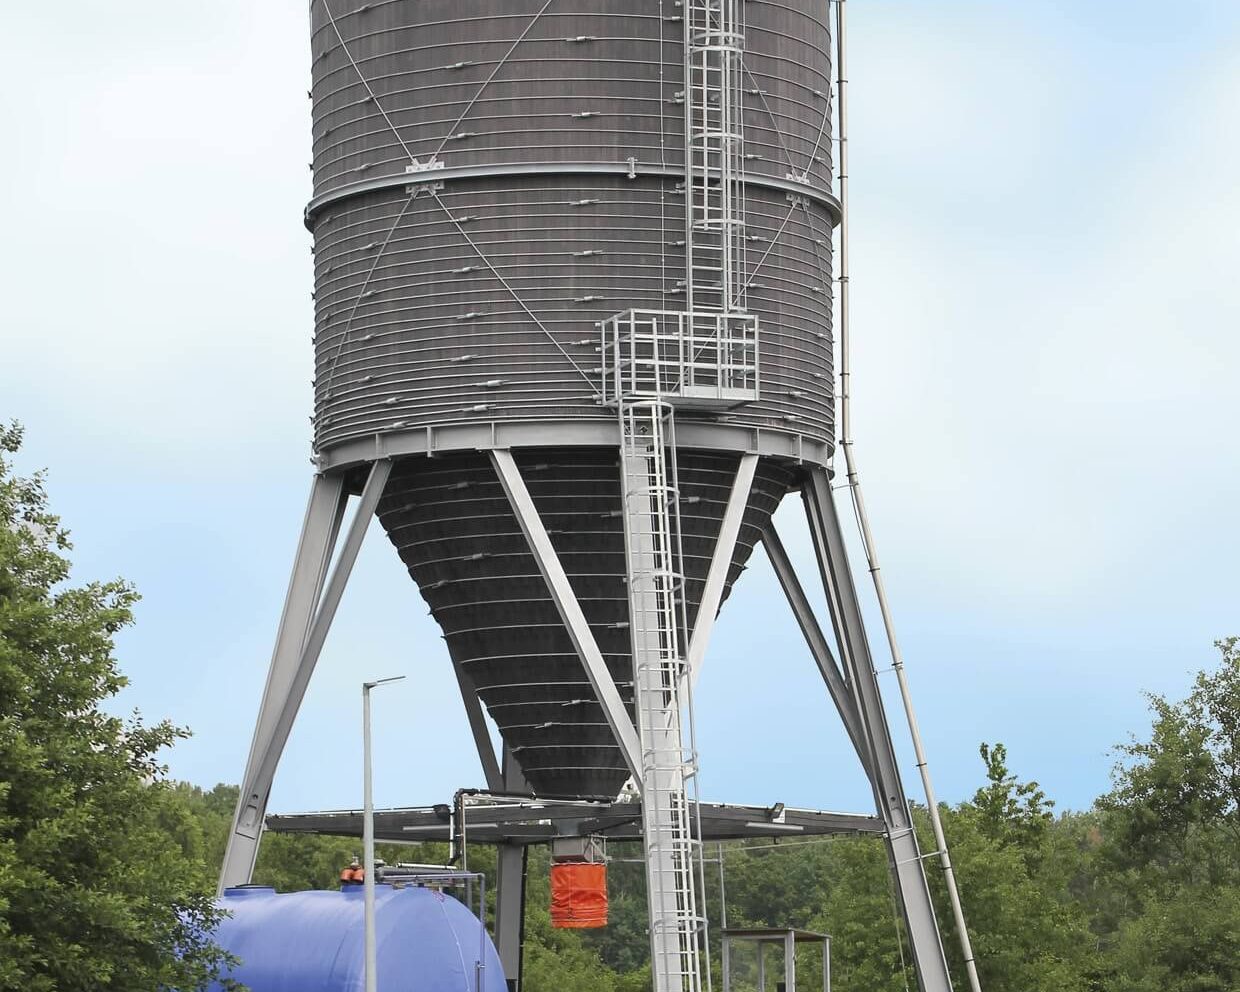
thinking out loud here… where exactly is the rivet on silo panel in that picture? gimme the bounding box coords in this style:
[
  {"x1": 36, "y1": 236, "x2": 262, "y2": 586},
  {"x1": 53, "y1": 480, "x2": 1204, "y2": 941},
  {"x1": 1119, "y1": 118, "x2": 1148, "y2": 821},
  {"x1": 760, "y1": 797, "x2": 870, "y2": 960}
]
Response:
[
  {"x1": 448, "y1": 132, "x2": 476, "y2": 141},
  {"x1": 744, "y1": 153, "x2": 762, "y2": 160},
  {"x1": 361, "y1": 334, "x2": 374, "y2": 341},
  {"x1": 450, "y1": 354, "x2": 476, "y2": 363},
  {"x1": 466, "y1": 553, "x2": 489, "y2": 562},
  {"x1": 745, "y1": 235, "x2": 768, "y2": 243},
  {"x1": 391, "y1": 421, "x2": 407, "y2": 429},
  {"x1": 574, "y1": 295, "x2": 603, "y2": 304},
  {"x1": 384, "y1": 397, "x2": 399, "y2": 405},
  {"x1": 682, "y1": 496, "x2": 701, "y2": 505},
  {"x1": 813, "y1": 286, "x2": 826, "y2": 294},
  {"x1": 452, "y1": 265, "x2": 478, "y2": 274},
  {"x1": 570, "y1": 199, "x2": 601, "y2": 207},
  {"x1": 357, "y1": 3, "x2": 371, "y2": 12},
  {"x1": 572, "y1": 111, "x2": 598, "y2": 119},
  {"x1": 782, "y1": 415, "x2": 800, "y2": 423},
  {"x1": 565, "y1": 35, "x2": 596, "y2": 42},
  {"x1": 464, "y1": 404, "x2": 493, "y2": 413},
  {"x1": 448, "y1": 61, "x2": 473, "y2": 70},
  {"x1": 479, "y1": 380, "x2": 504, "y2": 389},
  {"x1": 455, "y1": 312, "x2": 480, "y2": 321},
  {"x1": 362, "y1": 290, "x2": 375, "y2": 299},
  {"x1": 451, "y1": 215, "x2": 477, "y2": 224},
  {"x1": 747, "y1": 88, "x2": 767, "y2": 96},
  {"x1": 573, "y1": 250, "x2": 602, "y2": 257},
  {"x1": 787, "y1": 390, "x2": 805, "y2": 399},
  {"x1": 667, "y1": 240, "x2": 687, "y2": 248},
  {"x1": 574, "y1": 339, "x2": 594, "y2": 346},
  {"x1": 362, "y1": 241, "x2": 378, "y2": 251},
  {"x1": 361, "y1": 375, "x2": 373, "y2": 383}
]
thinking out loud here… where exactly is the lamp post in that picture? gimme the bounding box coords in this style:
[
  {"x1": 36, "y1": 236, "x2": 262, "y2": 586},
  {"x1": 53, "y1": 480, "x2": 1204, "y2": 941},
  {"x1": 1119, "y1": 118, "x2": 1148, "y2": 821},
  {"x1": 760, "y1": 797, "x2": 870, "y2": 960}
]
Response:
[{"x1": 363, "y1": 675, "x2": 405, "y2": 992}]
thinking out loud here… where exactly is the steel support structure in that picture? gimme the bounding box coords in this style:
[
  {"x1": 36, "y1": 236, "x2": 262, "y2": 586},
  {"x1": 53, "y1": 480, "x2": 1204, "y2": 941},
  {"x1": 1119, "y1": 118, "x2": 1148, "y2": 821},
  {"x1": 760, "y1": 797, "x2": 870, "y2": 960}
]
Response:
[
  {"x1": 800, "y1": 468, "x2": 953, "y2": 992},
  {"x1": 759, "y1": 523, "x2": 868, "y2": 773},
  {"x1": 490, "y1": 448, "x2": 644, "y2": 780},
  {"x1": 687, "y1": 453, "x2": 757, "y2": 683},
  {"x1": 219, "y1": 461, "x2": 391, "y2": 892},
  {"x1": 494, "y1": 748, "x2": 529, "y2": 992}
]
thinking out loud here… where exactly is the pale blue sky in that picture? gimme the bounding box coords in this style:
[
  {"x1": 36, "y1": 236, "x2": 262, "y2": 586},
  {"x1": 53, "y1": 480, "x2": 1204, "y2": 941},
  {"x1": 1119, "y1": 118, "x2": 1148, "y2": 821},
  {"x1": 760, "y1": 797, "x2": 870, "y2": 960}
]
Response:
[{"x1": 2, "y1": 1, "x2": 1237, "y2": 818}]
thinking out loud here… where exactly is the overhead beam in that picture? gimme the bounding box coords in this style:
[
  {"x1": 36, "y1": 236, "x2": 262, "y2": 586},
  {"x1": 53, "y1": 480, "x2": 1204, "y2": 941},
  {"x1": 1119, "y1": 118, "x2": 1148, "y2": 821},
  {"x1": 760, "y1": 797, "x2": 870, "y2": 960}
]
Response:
[
  {"x1": 266, "y1": 800, "x2": 885, "y2": 845},
  {"x1": 759, "y1": 522, "x2": 869, "y2": 773},
  {"x1": 686, "y1": 453, "x2": 758, "y2": 684},
  {"x1": 489, "y1": 448, "x2": 643, "y2": 782}
]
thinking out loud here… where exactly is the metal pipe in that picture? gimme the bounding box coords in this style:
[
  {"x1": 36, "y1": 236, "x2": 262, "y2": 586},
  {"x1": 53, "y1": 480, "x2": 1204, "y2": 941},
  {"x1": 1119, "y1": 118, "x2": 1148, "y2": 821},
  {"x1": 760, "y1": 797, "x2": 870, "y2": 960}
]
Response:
[
  {"x1": 832, "y1": 3, "x2": 981, "y2": 990},
  {"x1": 363, "y1": 675, "x2": 405, "y2": 992}
]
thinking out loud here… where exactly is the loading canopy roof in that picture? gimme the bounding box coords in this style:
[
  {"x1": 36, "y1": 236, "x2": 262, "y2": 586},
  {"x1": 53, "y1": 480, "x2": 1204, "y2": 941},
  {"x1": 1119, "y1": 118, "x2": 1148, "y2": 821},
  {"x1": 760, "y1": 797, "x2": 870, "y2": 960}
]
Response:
[{"x1": 266, "y1": 798, "x2": 883, "y2": 846}]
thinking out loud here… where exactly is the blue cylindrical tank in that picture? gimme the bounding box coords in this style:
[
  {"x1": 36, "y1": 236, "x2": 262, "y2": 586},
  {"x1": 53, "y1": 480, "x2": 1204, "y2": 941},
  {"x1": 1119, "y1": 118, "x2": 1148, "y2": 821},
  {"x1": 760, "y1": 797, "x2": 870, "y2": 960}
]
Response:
[{"x1": 210, "y1": 885, "x2": 507, "y2": 992}]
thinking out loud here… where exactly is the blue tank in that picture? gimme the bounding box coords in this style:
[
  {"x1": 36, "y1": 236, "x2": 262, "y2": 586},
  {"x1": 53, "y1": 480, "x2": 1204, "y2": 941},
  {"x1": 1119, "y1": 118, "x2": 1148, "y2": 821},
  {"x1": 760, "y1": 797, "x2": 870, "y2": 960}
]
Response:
[{"x1": 210, "y1": 885, "x2": 507, "y2": 992}]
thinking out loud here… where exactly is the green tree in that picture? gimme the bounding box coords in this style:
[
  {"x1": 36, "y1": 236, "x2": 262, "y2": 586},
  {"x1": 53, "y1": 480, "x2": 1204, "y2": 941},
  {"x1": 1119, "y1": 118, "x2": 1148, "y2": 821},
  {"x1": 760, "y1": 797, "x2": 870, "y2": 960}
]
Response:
[
  {"x1": 0, "y1": 424, "x2": 231, "y2": 991},
  {"x1": 929, "y1": 748, "x2": 1094, "y2": 992},
  {"x1": 1092, "y1": 639, "x2": 1240, "y2": 991}
]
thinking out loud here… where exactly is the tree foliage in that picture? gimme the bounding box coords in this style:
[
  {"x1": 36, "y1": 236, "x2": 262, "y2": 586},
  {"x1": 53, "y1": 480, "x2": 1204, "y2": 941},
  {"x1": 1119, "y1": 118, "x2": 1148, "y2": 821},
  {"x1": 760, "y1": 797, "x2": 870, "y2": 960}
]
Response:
[{"x1": 0, "y1": 424, "x2": 231, "y2": 991}]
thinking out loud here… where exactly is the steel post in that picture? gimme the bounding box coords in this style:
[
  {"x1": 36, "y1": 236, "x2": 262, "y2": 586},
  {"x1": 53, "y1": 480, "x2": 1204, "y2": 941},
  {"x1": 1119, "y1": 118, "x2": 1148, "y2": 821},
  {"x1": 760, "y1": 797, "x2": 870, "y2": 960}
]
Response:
[
  {"x1": 801, "y1": 469, "x2": 953, "y2": 992},
  {"x1": 220, "y1": 462, "x2": 391, "y2": 891}
]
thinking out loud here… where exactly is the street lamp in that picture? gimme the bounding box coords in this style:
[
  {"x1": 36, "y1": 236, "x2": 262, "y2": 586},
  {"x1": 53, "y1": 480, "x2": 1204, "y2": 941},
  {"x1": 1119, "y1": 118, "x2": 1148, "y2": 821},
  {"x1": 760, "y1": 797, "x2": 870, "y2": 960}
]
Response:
[{"x1": 363, "y1": 675, "x2": 405, "y2": 992}]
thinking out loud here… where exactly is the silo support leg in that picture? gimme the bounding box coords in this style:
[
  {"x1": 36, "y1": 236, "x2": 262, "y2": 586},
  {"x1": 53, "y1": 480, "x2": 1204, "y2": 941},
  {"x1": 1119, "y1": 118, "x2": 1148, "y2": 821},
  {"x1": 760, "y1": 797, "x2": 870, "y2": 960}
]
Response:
[
  {"x1": 494, "y1": 748, "x2": 529, "y2": 992},
  {"x1": 451, "y1": 657, "x2": 503, "y2": 791},
  {"x1": 686, "y1": 453, "x2": 758, "y2": 684},
  {"x1": 219, "y1": 462, "x2": 392, "y2": 892},
  {"x1": 758, "y1": 522, "x2": 870, "y2": 776},
  {"x1": 801, "y1": 469, "x2": 954, "y2": 992},
  {"x1": 490, "y1": 449, "x2": 643, "y2": 782}
]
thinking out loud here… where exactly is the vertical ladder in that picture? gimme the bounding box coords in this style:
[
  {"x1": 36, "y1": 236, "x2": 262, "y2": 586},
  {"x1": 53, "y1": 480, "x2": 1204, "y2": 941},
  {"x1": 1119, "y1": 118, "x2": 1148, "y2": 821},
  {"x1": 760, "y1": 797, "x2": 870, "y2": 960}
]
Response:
[
  {"x1": 685, "y1": 0, "x2": 747, "y2": 314},
  {"x1": 619, "y1": 400, "x2": 705, "y2": 992}
]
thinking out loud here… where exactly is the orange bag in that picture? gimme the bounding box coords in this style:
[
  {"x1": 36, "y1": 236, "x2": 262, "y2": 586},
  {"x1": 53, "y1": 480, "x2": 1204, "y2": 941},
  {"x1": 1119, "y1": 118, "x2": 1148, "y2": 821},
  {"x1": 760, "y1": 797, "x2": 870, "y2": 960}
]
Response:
[{"x1": 550, "y1": 862, "x2": 608, "y2": 928}]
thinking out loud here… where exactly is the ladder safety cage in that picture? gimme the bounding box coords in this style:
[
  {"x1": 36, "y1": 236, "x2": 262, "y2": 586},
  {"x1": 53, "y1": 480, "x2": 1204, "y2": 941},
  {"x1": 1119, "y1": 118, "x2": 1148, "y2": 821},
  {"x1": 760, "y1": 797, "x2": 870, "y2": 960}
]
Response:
[
  {"x1": 685, "y1": 0, "x2": 749, "y2": 314},
  {"x1": 599, "y1": 309, "x2": 759, "y2": 409},
  {"x1": 619, "y1": 399, "x2": 709, "y2": 992}
]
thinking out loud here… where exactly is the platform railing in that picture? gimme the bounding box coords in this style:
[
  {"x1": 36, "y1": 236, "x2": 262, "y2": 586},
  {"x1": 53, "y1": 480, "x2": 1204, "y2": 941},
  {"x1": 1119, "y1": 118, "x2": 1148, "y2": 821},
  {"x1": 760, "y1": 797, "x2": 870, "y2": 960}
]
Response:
[{"x1": 599, "y1": 309, "x2": 759, "y2": 409}]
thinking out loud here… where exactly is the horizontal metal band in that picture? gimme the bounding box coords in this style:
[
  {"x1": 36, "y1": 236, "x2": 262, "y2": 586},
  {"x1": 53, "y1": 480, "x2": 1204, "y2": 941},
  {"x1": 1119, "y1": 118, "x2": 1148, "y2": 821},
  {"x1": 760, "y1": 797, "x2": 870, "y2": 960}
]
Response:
[
  {"x1": 304, "y1": 162, "x2": 842, "y2": 228},
  {"x1": 312, "y1": 418, "x2": 833, "y2": 474}
]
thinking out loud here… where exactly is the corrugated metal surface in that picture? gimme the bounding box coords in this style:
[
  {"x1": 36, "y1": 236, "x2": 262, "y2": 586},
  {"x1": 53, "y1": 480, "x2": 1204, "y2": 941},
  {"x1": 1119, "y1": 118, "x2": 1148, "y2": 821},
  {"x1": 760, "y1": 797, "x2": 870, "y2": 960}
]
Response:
[
  {"x1": 313, "y1": 176, "x2": 833, "y2": 450},
  {"x1": 310, "y1": 0, "x2": 831, "y2": 194},
  {"x1": 308, "y1": 0, "x2": 835, "y2": 453},
  {"x1": 377, "y1": 449, "x2": 797, "y2": 799}
]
